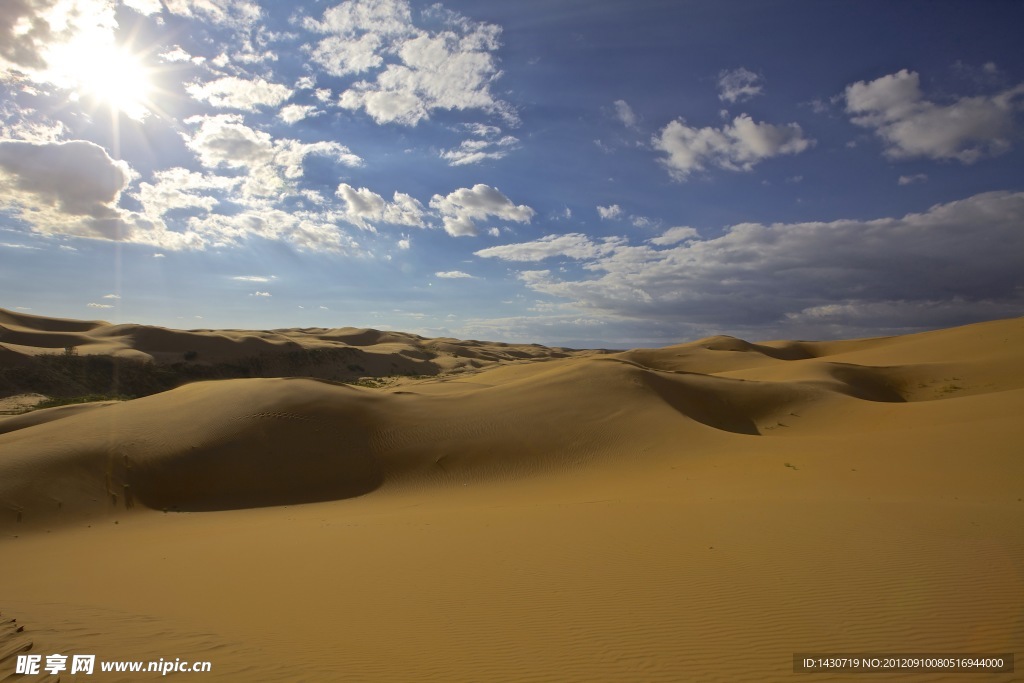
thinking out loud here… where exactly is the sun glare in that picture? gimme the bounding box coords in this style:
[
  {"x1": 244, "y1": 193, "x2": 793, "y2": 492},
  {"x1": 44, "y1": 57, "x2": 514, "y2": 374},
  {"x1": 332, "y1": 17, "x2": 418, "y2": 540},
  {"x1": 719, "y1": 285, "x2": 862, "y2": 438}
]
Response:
[{"x1": 50, "y1": 43, "x2": 155, "y2": 121}]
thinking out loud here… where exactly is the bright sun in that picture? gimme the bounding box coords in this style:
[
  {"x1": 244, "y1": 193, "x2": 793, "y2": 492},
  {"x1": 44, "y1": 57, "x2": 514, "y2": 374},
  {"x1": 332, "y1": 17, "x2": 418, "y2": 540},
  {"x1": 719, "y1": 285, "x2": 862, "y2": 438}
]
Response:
[
  {"x1": 51, "y1": 43, "x2": 155, "y2": 121},
  {"x1": 80, "y1": 46, "x2": 154, "y2": 120}
]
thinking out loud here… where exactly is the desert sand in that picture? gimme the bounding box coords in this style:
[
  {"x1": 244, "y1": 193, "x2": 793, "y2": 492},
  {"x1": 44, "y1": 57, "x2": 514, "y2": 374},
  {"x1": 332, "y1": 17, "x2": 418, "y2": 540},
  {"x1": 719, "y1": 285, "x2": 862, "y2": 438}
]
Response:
[{"x1": 1, "y1": 309, "x2": 1022, "y2": 681}]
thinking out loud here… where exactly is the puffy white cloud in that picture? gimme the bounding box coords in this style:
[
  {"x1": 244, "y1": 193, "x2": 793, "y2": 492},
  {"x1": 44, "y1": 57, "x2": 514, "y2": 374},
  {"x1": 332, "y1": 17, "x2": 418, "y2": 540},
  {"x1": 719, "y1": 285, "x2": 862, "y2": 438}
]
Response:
[
  {"x1": 0, "y1": 139, "x2": 129, "y2": 216},
  {"x1": 718, "y1": 67, "x2": 763, "y2": 103},
  {"x1": 0, "y1": 138, "x2": 146, "y2": 240},
  {"x1": 278, "y1": 104, "x2": 319, "y2": 124},
  {"x1": 476, "y1": 191, "x2": 1024, "y2": 338},
  {"x1": 0, "y1": 136, "x2": 366, "y2": 253},
  {"x1": 184, "y1": 114, "x2": 274, "y2": 168},
  {"x1": 845, "y1": 69, "x2": 1024, "y2": 163},
  {"x1": 597, "y1": 204, "x2": 622, "y2": 220},
  {"x1": 183, "y1": 114, "x2": 361, "y2": 196},
  {"x1": 306, "y1": 0, "x2": 511, "y2": 125},
  {"x1": 435, "y1": 270, "x2": 475, "y2": 279},
  {"x1": 429, "y1": 184, "x2": 534, "y2": 237},
  {"x1": 335, "y1": 183, "x2": 426, "y2": 230},
  {"x1": 303, "y1": 0, "x2": 413, "y2": 76},
  {"x1": 134, "y1": 167, "x2": 236, "y2": 221},
  {"x1": 160, "y1": 45, "x2": 202, "y2": 63},
  {"x1": 613, "y1": 99, "x2": 637, "y2": 128},
  {"x1": 273, "y1": 138, "x2": 361, "y2": 178},
  {"x1": 653, "y1": 114, "x2": 813, "y2": 180},
  {"x1": 185, "y1": 207, "x2": 361, "y2": 253},
  {"x1": 186, "y1": 76, "x2": 292, "y2": 111}
]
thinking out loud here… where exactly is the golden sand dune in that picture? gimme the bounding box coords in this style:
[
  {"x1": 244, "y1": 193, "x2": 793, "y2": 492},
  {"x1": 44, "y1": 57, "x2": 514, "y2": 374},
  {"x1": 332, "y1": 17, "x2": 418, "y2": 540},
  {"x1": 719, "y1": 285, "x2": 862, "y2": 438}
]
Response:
[{"x1": 1, "y1": 313, "x2": 1021, "y2": 681}]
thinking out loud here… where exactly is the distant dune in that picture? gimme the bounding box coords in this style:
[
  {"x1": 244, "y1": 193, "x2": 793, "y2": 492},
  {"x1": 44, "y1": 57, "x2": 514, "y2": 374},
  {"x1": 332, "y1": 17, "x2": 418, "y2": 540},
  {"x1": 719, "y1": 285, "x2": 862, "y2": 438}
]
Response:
[
  {"x1": 0, "y1": 307, "x2": 601, "y2": 400},
  {"x1": 1, "y1": 311, "x2": 1021, "y2": 681}
]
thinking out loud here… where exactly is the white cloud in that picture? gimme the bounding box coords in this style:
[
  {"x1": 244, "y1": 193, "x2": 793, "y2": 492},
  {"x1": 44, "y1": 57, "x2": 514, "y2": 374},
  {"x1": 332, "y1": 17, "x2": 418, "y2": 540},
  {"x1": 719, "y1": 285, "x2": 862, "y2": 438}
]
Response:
[
  {"x1": 232, "y1": 275, "x2": 274, "y2": 282},
  {"x1": 613, "y1": 99, "x2": 637, "y2": 128},
  {"x1": 653, "y1": 114, "x2": 813, "y2": 181},
  {"x1": 597, "y1": 204, "x2": 622, "y2": 220},
  {"x1": 718, "y1": 67, "x2": 763, "y2": 103},
  {"x1": 184, "y1": 114, "x2": 275, "y2": 168},
  {"x1": 102, "y1": 293, "x2": 120, "y2": 299},
  {"x1": 435, "y1": 270, "x2": 475, "y2": 279},
  {"x1": 648, "y1": 226, "x2": 698, "y2": 246},
  {"x1": 462, "y1": 123, "x2": 501, "y2": 137},
  {"x1": 303, "y1": 0, "x2": 411, "y2": 76},
  {"x1": 278, "y1": 104, "x2": 319, "y2": 124},
  {"x1": 440, "y1": 134, "x2": 518, "y2": 166},
  {"x1": 186, "y1": 76, "x2": 293, "y2": 111},
  {"x1": 153, "y1": 253, "x2": 166, "y2": 258},
  {"x1": 87, "y1": 302, "x2": 114, "y2": 308},
  {"x1": 429, "y1": 184, "x2": 534, "y2": 237},
  {"x1": 160, "y1": 45, "x2": 203, "y2": 63},
  {"x1": 227, "y1": 29, "x2": 279, "y2": 64},
  {"x1": 251, "y1": 291, "x2": 271, "y2": 297},
  {"x1": 475, "y1": 233, "x2": 625, "y2": 262},
  {"x1": 122, "y1": 0, "x2": 162, "y2": 14},
  {"x1": 335, "y1": 183, "x2": 426, "y2": 230},
  {"x1": 186, "y1": 207, "x2": 362, "y2": 253},
  {"x1": 184, "y1": 114, "x2": 361, "y2": 196},
  {"x1": 306, "y1": 0, "x2": 512, "y2": 126},
  {"x1": 162, "y1": 0, "x2": 262, "y2": 29},
  {"x1": 134, "y1": 167, "x2": 235, "y2": 221},
  {"x1": 397, "y1": 237, "x2": 410, "y2": 249},
  {"x1": 475, "y1": 191, "x2": 1024, "y2": 338},
  {"x1": 0, "y1": 138, "x2": 142, "y2": 240},
  {"x1": 898, "y1": 173, "x2": 928, "y2": 186},
  {"x1": 845, "y1": 69, "x2": 1024, "y2": 162}
]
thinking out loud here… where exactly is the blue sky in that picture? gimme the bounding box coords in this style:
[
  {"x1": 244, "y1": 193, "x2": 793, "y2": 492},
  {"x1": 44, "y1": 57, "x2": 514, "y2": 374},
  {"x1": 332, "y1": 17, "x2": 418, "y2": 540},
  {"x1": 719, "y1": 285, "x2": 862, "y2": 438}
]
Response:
[{"x1": 1, "y1": 0, "x2": 1023, "y2": 347}]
